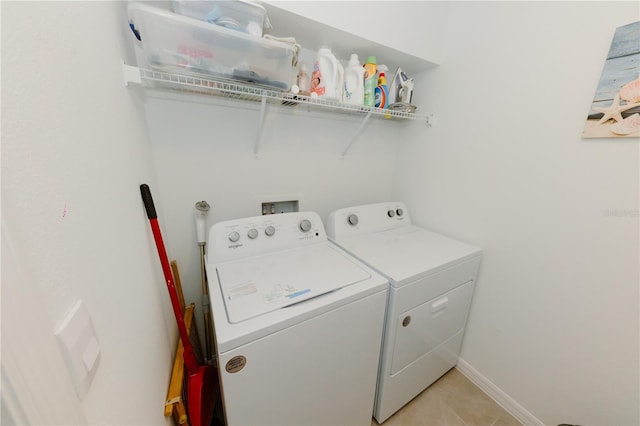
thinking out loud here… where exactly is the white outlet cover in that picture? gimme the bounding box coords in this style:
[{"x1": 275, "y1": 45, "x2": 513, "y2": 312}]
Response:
[{"x1": 54, "y1": 300, "x2": 100, "y2": 399}]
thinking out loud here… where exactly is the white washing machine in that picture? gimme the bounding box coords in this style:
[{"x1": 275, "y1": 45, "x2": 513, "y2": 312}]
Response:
[
  {"x1": 326, "y1": 202, "x2": 482, "y2": 423},
  {"x1": 206, "y1": 211, "x2": 388, "y2": 426}
]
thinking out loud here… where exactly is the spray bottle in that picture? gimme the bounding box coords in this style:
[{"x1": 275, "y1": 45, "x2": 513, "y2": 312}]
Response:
[{"x1": 374, "y1": 64, "x2": 389, "y2": 109}]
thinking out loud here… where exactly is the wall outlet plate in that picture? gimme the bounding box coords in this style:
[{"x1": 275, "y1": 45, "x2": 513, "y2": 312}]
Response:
[{"x1": 54, "y1": 300, "x2": 100, "y2": 399}]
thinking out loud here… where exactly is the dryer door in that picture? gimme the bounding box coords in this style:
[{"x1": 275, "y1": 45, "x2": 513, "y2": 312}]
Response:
[{"x1": 390, "y1": 280, "x2": 474, "y2": 374}]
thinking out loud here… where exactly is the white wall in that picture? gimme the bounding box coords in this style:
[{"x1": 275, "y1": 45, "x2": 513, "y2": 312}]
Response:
[
  {"x1": 2, "y1": 2, "x2": 173, "y2": 424},
  {"x1": 394, "y1": 2, "x2": 639, "y2": 425}
]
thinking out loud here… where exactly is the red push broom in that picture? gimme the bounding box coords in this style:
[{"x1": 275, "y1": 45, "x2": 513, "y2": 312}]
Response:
[{"x1": 140, "y1": 184, "x2": 215, "y2": 426}]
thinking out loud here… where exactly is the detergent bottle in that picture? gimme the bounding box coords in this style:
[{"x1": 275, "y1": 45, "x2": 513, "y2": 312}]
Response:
[
  {"x1": 343, "y1": 53, "x2": 365, "y2": 105},
  {"x1": 374, "y1": 64, "x2": 389, "y2": 109},
  {"x1": 310, "y1": 47, "x2": 340, "y2": 100},
  {"x1": 363, "y1": 56, "x2": 377, "y2": 107}
]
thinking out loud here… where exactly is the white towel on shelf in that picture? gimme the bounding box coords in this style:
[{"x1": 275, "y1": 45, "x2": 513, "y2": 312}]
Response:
[{"x1": 263, "y1": 35, "x2": 301, "y2": 68}]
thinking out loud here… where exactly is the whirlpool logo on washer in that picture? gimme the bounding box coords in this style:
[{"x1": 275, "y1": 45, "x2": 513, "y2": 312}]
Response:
[
  {"x1": 226, "y1": 355, "x2": 246, "y2": 373},
  {"x1": 228, "y1": 243, "x2": 243, "y2": 249}
]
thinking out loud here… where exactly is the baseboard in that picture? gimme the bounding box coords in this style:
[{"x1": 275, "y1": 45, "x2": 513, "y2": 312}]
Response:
[{"x1": 456, "y1": 358, "x2": 545, "y2": 426}]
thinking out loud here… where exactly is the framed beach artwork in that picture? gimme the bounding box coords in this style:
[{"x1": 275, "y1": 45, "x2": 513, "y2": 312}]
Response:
[{"x1": 583, "y1": 21, "x2": 640, "y2": 138}]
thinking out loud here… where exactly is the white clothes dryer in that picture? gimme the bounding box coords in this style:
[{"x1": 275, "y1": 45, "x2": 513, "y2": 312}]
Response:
[
  {"x1": 207, "y1": 211, "x2": 388, "y2": 426},
  {"x1": 327, "y1": 202, "x2": 482, "y2": 423}
]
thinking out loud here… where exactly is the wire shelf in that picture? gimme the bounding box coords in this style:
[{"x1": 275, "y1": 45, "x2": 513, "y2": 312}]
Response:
[
  {"x1": 122, "y1": 63, "x2": 432, "y2": 155},
  {"x1": 130, "y1": 66, "x2": 428, "y2": 122}
]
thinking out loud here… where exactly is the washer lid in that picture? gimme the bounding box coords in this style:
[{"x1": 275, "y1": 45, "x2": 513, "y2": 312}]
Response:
[
  {"x1": 332, "y1": 226, "x2": 482, "y2": 285},
  {"x1": 216, "y1": 243, "x2": 372, "y2": 323}
]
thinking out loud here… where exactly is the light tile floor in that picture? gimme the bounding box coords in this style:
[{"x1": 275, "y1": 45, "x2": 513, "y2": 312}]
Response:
[{"x1": 372, "y1": 368, "x2": 521, "y2": 426}]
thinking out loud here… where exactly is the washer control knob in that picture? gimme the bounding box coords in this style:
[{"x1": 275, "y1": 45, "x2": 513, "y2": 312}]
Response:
[
  {"x1": 396, "y1": 208, "x2": 404, "y2": 217},
  {"x1": 228, "y1": 231, "x2": 240, "y2": 243},
  {"x1": 247, "y1": 228, "x2": 258, "y2": 239},
  {"x1": 299, "y1": 219, "x2": 312, "y2": 233},
  {"x1": 264, "y1": 225, "x2": 276, "y2": 237},
  {"x1": 387, "y1": 209, "x2": 396, "y2": 218},
  {"x1": 347, "y1": 214, "x2": 359, "y2": 226}
]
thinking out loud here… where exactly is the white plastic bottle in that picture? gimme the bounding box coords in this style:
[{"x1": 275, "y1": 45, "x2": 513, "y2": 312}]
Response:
[
  {"x1": 343, "y1": 53, "x2": 365, "y2": 105},
  {"x1": 310, "y1": 47, "x2": 339, "y2": 100}
]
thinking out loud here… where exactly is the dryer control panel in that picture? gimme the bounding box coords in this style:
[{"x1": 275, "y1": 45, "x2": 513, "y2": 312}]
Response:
[
  {"x1": 327, "y1": 202, "x2": 412, "y2": 240},
  {"x1": 209, "y1": 211, "x2": 326, "y2": 262}
]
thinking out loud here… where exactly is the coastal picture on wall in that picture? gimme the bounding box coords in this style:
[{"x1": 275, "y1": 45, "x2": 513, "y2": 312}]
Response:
[{"x1": 583, "y1": 21, "x2": 640, "y2": 138}]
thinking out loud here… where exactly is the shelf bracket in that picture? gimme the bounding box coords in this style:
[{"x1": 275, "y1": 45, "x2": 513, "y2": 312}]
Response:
[
  {"x1": 342, "y1": 111, "x2": 372, "y2": 157},
  {"x1": 122, "y1": 61, "x2": 141, "y2": 86},
  {"x1": 253, "y1": 95, "x2": 268, "y2": 157}
]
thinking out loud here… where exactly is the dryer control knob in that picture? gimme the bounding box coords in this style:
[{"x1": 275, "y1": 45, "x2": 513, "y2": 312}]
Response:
[
  {"x1": 247, "y1": 228, "x2": 258, "y2": 239},
  {"x1": 228, "y1": 231, "x2": 240, "y2": 243},
  {"x1": 347, "y1": 214, "x2": 359, "y2": 226},
  {"x1": 387, "y1": 209, "x2": 396, "y2": 218},
  {"x1": 402, "y1": 316, "x2": 412, "y2": 327},
  {"x1": 299, "y1": 219, "x2": 312, "y2": 233},
  {"x1": 396, "y1": 208, "x2": 404, "y2": 216},
  {"x1": 265, "y1": 225, "x2": 276, "y2": 237}
]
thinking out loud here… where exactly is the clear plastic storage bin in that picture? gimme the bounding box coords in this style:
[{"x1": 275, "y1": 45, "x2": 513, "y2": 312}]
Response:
[
  {"x1": 128, "y1": 3, "x2": 296, "y2": 91},
  {"x1": 171, "y1": 0, "x2": 271, "y2": 37}
]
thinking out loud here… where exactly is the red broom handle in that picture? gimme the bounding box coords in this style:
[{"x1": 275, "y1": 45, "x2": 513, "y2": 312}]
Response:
[{"x1": 140, "y1": 184, "x2": 199, "y2": 374}]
